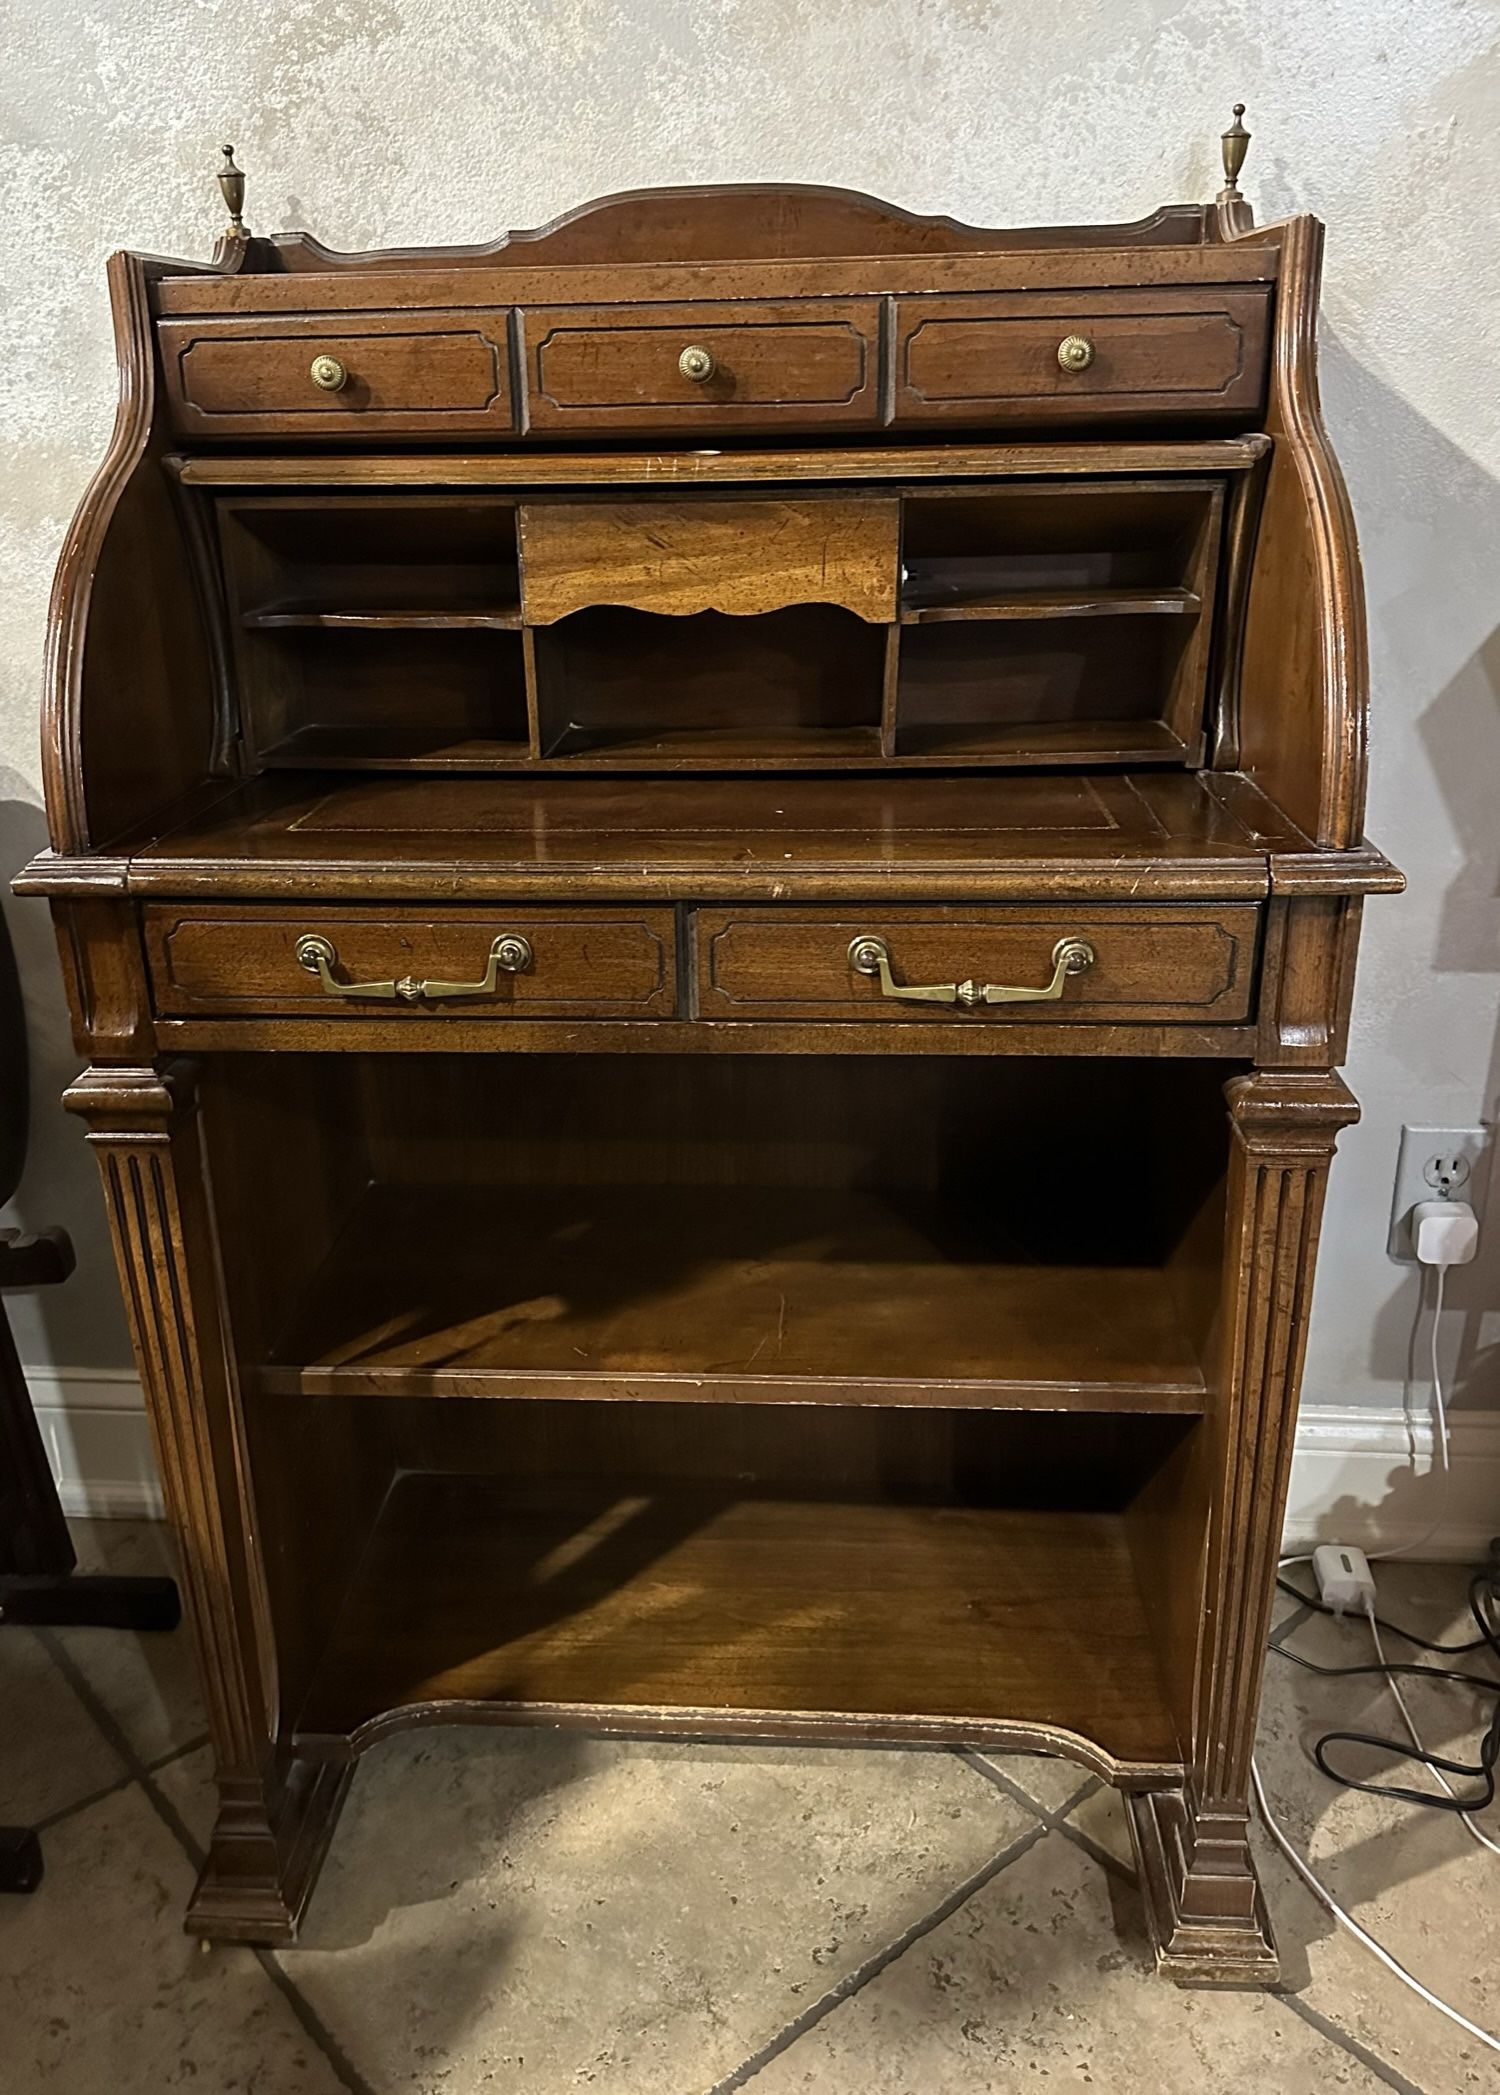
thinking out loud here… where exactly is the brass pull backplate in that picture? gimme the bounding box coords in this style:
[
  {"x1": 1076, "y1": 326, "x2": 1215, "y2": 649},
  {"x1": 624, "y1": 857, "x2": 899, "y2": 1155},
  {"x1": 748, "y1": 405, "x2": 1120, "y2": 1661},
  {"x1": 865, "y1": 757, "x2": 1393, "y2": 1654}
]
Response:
[
  {"x1": 295, "y1": 932, "x2": 533, "y2": 1003},
  {"x1": 309, "y1": 353, "x2": 349, "y2": 391},
  {"x1": 1056, "y1": 335, "x2": 1095, "y2": 373},
  {"x1": 848, "y1": 935, "x2": 1096, "y2": 1009},
  {"x1": 678, "y1": 344, "x2": 716, "y2": 382}
]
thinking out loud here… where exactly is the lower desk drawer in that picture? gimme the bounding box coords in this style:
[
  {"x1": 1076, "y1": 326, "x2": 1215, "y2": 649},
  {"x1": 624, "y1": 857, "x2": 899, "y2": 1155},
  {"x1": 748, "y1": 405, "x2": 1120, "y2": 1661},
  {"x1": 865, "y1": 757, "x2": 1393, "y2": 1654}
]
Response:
[
  {"x1": 144, "y1": 907, "x2": 677, "y2": 1019},
  {"x1": 695, "y1": 906, "x2": 1259, "y2": 1024}
]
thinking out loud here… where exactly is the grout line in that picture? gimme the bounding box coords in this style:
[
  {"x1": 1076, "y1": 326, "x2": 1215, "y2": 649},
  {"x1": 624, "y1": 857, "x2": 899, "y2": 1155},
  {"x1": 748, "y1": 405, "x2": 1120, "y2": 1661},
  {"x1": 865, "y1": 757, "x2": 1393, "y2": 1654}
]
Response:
[
  {"x1": 956, "y1": 1747, "x2": 1097, "y2": 1826},
  {"x1": 39, "y1": 1630, "x2": 212, "y2": 1872},
  {"x1": 37, "y1": 1627, "x2": 372, "y2": 2095},
  {"x1": 704, "y1": 1819, "x2": 1048, "y2": 2095},
  {"x1": 258, "y1": 1949, "x2": 382, "y2": 2095},
  {"x1": 138, "y1": 1757, "x2": 207, "y2": 1869},
  {"x1": 29, "y1": 1764, "x2": 140, "y2": 1833},
  {"x1": 1274, "y1": 1990, "x2": 1426, "y2": 2095},
  {"x1": 36, "y1": 1630, "x2": 160, "y2": 1784},
  {"x1": 146, "y1": 1731, "x2": 211, "y2": 1772},
  {"x1": 957, "y1": 1750, "x2": 1137, "y2": 1889},
  {"x1": 955, "y1": 1747, "x2": 1050, "y2": 1819},
  {"x1": 1052, "y1": 1816, "x2": 1137, "y2": 1888},
  {"x1": 1269, "y1": 1603, "x2": 1314, "y2": 1650}
]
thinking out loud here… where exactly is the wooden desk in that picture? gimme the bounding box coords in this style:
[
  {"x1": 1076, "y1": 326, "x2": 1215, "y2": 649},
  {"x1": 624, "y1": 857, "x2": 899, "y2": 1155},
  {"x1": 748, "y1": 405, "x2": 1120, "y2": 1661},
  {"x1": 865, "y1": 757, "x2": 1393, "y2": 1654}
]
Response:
[{"x1": 21, "y1": 144, "x2": 1400, "y2": 1985}]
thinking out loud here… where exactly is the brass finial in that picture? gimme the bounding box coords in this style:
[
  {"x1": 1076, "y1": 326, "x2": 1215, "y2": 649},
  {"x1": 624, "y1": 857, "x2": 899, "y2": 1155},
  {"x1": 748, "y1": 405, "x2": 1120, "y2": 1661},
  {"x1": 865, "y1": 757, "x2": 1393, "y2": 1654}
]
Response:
[
  {"x1": 217, "y1": 143, "x2": 247, "y2": 236},
  {"x1": 1220, "y1": 103, "x2": 1250, "y2": 199}
]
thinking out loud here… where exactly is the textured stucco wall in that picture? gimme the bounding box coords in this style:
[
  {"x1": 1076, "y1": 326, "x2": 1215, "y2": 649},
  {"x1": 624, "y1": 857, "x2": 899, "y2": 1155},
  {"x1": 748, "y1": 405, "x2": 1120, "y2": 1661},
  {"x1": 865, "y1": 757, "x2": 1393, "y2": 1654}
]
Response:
[{"x1": 1, "y1": 0, "x2": 1497, "y2": 1404}]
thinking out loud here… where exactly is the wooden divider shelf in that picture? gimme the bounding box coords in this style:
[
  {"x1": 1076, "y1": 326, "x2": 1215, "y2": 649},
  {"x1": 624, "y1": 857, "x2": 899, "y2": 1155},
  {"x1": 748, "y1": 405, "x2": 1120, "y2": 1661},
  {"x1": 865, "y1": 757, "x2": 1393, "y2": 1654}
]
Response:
[
  {"x1": 899, "y1": 585, "x2": 1203, "y2": 622},
  {"x1": 256, "y1": 1180, "x2": 1210, "y2": 1412},
  {"x1": 243, "y1": 603, "x2": 523, "y2": 631}
]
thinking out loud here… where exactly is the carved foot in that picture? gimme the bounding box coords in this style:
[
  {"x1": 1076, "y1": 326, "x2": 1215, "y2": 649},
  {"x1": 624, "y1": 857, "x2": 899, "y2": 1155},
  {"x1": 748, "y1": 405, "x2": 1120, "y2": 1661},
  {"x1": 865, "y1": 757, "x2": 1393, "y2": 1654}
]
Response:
[
  {"x1": 1127, "y1": 1787, "x2": 1279, "y2": 1988},
  {"x1": 186, "y1": 1758, "x2": 352, "y2": 1944}
]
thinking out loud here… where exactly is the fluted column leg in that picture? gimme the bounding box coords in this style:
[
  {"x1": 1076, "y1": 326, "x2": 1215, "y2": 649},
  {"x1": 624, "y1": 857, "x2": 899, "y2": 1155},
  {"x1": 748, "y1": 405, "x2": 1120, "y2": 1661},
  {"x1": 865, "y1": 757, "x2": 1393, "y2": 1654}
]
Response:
[
  {"x1": 65, "y1": 1063, "x2": 348, "y2": 1941},
  {"x1": 1130, "y1": 1071, "x2": 1359, "y2": 1986}
]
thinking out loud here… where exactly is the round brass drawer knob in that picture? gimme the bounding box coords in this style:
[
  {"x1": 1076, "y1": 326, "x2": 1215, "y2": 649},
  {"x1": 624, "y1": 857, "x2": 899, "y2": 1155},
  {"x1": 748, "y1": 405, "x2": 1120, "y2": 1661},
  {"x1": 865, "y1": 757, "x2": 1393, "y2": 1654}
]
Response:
[
  {"x1": 1056, "y1": 335, "x2": 1095, "y2": 373},
  {"x1": 678, "y1": 344, "x2": 716, "y2": 382},
  {"x1": 309, "y1": 353, "x2": 349, "y2": 392}
]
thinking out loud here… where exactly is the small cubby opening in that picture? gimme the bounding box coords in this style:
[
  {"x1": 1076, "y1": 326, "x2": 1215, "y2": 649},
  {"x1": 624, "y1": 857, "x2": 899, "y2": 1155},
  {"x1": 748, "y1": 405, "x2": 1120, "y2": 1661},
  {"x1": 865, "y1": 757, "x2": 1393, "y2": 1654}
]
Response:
[
  {"x1": 896, "y1": 615, "x2": 1204, "y2": 762},
  {"x1": 218, "y1": 494, "x2": 521, "y2": 622},
  {"x1": 531, "y1": 605, "x2": 888, "y2": 763},
  {"x1": 217, "y1": 493, "x2": 529, "y2": 766},
  {"x1": 248, "y1": 627, "x2": 531, "y2": 767},
  {"x1": 900, "y1": 483, "x2": 1219, "y2": 607},
  {"x1": 894, "y1": 480, "x2": 1222, "y2": 762}
]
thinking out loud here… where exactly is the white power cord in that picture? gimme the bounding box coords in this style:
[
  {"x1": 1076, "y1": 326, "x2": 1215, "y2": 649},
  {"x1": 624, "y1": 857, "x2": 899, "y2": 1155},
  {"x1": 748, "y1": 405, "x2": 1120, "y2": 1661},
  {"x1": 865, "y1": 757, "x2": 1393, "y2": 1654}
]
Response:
[
  {"x1": 1251, "y1": 1226, "x2": 1500, "y2": 2055},
  {"x1": 1250, "y1": 1760, "x2": 1500, "y2": 2055},
  {"x1": 1374, "y1": 1262, "x2": 1451, "y2": 1563}
]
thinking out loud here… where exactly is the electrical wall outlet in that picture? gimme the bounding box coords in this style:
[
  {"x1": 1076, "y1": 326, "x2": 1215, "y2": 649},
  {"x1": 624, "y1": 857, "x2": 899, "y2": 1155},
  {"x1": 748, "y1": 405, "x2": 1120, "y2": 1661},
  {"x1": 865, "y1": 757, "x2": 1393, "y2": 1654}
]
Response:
[{"x1": 1387, "y1": 1123, "x2": 1491, "y2": 1261}]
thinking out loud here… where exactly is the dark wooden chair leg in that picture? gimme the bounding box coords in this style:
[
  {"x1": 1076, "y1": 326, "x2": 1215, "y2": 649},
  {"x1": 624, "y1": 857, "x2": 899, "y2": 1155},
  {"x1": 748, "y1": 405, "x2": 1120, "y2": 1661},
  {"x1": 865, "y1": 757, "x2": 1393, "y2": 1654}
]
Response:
[
  {"x1": 0, "y1": 1225, "x2": 180, "y2": 1889},
  {"x1": 0, "y1": 1230, "x2": 76, "y2": 1579},
  {"x1": 0, "y1": 1825, "x2": 43, "y2": 1894},
  {"x1": 0, "y1": 1571, "x2": 180, "y2": 1631}
]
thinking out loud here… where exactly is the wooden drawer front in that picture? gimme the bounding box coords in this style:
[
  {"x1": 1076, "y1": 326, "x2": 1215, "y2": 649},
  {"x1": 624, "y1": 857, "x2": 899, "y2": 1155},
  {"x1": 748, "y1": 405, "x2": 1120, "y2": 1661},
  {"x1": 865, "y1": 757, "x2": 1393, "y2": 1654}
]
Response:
[
  {"x1": 895, "y1": 288, "x2": 1270, "y2": 425},
  {"x1": 145, "y1": 908, "x2": 675, "y2": 1019},
  {"x1": 696, "y1": 906, "x2": 1259, "y2": 1023},
  {"x1": 520, "y1": 497, "x2": 898, "y2": 624},
  {"x1": 525, "y1": 299, "x2": 880, "y2": 433},
  {"x1": 158, "y1": 312, "x2": 513, "y2": 438}
]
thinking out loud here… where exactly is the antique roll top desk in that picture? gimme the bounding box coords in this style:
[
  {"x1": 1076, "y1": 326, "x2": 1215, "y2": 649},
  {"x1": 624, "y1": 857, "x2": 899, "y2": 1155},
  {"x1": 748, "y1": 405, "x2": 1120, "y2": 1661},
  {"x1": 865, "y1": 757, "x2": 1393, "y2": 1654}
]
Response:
[{"x1": 22, "y1": 114, "x2": 1401, "y2": 1984}]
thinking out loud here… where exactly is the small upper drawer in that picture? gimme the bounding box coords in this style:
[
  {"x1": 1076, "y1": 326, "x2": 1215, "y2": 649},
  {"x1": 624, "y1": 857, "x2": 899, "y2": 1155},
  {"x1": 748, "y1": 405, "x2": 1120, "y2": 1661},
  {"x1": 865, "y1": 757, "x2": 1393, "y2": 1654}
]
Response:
[
  {"x1": 695, "y1": 906, "x2": 1260, "y2": 1024},
  {"x1": 145, "y1": 907, "x2": 676, "y2": 1019},
  {"x1": 157, "y1": 311, "x2": 514, "y2": 439},
  {"x1": 894, "y1": 288, "x2": 1271, "y2": 426},
  {"x1": 524, "y1": 299, "x2": 880, "y2": 434}
]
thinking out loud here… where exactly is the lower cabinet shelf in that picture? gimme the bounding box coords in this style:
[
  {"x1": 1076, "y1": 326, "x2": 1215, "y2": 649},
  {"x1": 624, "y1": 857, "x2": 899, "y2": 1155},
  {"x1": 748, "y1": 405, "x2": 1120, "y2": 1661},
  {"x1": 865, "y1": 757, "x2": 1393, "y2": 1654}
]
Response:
[
  {"x1": 292, "y1": 1471, "x2": 1181, "y2": 1774},
  {"x1": 259, "y1": 1180, "x2": 1208, "y2": 1414}
]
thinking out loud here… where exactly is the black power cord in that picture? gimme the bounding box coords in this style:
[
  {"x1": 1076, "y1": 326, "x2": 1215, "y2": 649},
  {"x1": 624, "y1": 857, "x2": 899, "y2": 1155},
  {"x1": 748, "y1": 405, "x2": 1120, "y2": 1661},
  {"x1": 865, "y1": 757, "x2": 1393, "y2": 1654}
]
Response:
[
  {"x1": 1275, "y1": 1570, "x2": 1497, "y2": 1654},
  {"x1": 1273, "y1": 1559, "x2": 1500, "y2": 1817}
]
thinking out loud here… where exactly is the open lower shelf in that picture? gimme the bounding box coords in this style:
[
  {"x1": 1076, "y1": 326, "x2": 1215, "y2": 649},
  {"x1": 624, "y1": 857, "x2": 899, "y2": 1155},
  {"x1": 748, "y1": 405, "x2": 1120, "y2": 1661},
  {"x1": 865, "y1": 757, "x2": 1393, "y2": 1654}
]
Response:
[
  {"x1": 259, "y1": 1181, "x2": 1207, "y2": 1412},
  {"x1": 292, "y1": 1470, "x2": 1180, "y2": 1768}
]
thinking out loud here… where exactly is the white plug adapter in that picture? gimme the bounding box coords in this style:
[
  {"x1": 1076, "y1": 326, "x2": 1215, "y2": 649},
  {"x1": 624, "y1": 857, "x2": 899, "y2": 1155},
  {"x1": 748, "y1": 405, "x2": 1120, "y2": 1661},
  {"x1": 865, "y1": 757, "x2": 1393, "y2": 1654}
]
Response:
[
  {"x1": 1312, "y1": 1543, "x2": 1377, "y2": 1618},
  {"x1": 1411, "y1": 1199, "x2": 1479, "y2": 1268}
]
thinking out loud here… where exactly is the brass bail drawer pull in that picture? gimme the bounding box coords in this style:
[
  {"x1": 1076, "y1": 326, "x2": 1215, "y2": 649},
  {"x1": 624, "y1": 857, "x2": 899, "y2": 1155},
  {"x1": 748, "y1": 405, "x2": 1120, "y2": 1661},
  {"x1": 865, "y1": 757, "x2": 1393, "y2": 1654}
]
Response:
[
  {"x1": 847, "y1": 935, "x2": 1095, "y2": 1010},
  {"x1": 295, "y1": 932, "x2": 533, "y2": 1004}
]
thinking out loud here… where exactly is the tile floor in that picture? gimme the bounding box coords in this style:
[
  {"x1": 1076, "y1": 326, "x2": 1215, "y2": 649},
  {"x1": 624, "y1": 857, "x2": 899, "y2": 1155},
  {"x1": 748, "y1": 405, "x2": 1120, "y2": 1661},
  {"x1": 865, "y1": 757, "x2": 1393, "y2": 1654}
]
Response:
[{"x1": 3, "y1": 1522, "x2": 1498, "y2": 2092}]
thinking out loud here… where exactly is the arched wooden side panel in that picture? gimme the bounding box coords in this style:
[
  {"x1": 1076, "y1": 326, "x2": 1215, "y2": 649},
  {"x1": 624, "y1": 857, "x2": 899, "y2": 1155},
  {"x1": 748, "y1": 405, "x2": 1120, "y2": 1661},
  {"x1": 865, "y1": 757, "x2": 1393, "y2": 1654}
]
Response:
[
  {"x1": 1235, "y1": 215, "x2": 1368, "y2": 848},
  {"x1": 42, "y1": 251, "x2": 221, "y2": 854}
]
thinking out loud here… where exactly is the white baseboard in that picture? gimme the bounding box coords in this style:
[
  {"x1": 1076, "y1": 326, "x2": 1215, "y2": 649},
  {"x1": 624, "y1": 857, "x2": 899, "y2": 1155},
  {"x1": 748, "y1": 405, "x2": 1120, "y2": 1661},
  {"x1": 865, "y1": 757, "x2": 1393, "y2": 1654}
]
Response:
[
  {"x1": 1284, "y1": 1404, "x2": 1500, "y2": 1562},
  {"x1": 25, "y1": 1372, "x2": 1500, "y2": 1563},
  {"x1": 29, "y1": 1369, "x2": 163, "y2": 1520}
]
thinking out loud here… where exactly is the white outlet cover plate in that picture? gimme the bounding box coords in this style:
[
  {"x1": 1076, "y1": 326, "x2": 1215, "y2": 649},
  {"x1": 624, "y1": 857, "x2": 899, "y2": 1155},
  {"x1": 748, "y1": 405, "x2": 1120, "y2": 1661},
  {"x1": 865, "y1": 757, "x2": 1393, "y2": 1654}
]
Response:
[{"x1": 1387, "y1": 1123, "x2": 1491, "y2": 1262}]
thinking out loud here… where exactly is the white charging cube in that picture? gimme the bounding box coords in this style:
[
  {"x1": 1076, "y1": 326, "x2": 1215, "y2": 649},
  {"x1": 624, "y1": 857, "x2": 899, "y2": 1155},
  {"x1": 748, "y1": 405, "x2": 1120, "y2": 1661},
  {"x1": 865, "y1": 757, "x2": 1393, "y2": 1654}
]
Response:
[{"x1": 1312, "y1": 1543, "x2": 1377, "y2": 1618}]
